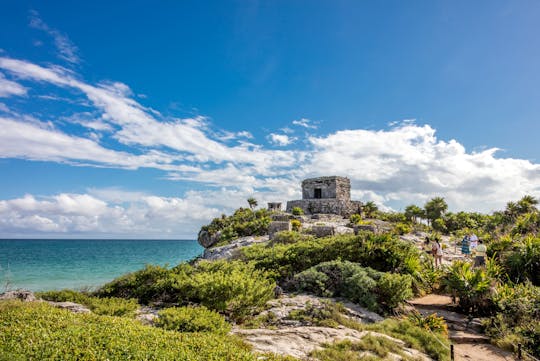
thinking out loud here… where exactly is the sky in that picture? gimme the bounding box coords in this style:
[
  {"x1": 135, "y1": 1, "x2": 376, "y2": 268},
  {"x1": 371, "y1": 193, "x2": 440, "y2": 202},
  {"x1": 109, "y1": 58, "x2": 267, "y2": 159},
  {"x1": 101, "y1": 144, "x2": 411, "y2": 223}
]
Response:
[{"x1": 1, "y1": 1, "x2": 540, "y2": 238}]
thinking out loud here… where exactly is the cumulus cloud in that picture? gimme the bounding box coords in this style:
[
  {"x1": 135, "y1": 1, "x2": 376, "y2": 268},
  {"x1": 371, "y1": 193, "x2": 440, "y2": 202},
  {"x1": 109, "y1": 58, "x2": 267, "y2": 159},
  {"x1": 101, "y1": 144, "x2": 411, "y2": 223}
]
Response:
[
  {"x1": 292, "y1": 118, "x2": 318, "y2": 129},
  {"x1": 29, "y1": 10, "x2": 80, "y2": 64},
  {"x1": 268, "y1": 133, "x2": 296, "y2": 146},
  {"x1": 0, "y1": 73, "x2": 27, "y2": 97},
  {"x1": 1, "y1": 55, "x2": 540, "y2": 237}
]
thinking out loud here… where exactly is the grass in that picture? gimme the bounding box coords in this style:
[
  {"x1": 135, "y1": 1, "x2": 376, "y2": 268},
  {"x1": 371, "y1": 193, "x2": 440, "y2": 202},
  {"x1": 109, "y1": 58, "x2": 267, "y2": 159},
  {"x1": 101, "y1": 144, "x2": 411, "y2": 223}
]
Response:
[{"x1": 0, "y1": 300, "x2": 293, "y2": 361}]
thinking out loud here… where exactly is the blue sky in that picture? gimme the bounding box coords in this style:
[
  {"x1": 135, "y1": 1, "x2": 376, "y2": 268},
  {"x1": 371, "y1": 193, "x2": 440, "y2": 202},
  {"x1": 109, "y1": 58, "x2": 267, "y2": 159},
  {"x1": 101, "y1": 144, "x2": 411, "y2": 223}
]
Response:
[{"x1": 1, "y1": 1, "x2": 540, "y2": 238}]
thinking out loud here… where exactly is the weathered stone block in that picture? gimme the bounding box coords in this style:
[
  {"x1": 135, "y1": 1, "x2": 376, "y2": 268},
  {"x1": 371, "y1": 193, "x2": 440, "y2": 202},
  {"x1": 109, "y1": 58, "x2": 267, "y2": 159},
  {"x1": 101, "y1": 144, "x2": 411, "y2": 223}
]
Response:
[
  {"x1": 268, "y1": 221, "x2": 292, "y2": 239},
  {"x1": 310, "y1": 225, "x2": 335, "y2": 238},
  {"x1": 272, "y1": 214, "x2": 294, "y2": 222}
]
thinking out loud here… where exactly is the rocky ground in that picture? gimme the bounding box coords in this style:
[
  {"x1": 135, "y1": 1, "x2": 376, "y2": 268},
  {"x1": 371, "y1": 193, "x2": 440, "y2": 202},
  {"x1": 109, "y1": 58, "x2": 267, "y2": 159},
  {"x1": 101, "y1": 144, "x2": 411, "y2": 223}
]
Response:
[{"x1": 232, "y1": 294, "x2": 430, "y2": 360}]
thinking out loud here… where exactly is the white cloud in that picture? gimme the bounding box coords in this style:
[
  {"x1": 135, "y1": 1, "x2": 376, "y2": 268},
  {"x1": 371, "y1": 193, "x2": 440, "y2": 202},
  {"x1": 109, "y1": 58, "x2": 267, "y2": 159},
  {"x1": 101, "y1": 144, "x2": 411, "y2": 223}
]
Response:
[
  {"x1": 268, "y1": 133, "x2": 296, "y2": 146},
  {"x1": 0, "y1": 73, "x2": 27, "y2": 97},
  {"x1": 292, "y1": 118, "x2": 318, "y2": 129},
  {"x1": 29, "y1": 10, "x2": 80, "y2": 64}
]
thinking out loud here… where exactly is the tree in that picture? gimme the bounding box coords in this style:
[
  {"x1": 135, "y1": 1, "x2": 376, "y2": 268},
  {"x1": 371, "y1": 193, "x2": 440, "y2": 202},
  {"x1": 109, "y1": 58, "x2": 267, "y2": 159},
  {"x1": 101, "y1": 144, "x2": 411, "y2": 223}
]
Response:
[
  {"x1": 362, "y1": 201, "x2": 378, "y2": 218},
  {"x1": 247, "y1": 197, "x2": 258, "y2": 210},
  {"x1": 517, "y1": 195, "x2": 538, "y2": 214},
  {"x1": 424, "y1": 197, "x2": 448, "y2": 225},
  {"x1": 404, "y1": 204, "x2": 424, "y2": 223}
]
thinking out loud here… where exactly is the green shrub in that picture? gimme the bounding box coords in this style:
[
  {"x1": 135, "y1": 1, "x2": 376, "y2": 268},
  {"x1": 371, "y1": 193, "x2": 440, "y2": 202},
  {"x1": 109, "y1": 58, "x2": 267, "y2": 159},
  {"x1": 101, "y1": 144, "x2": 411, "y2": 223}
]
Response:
[
  {"x1": 293, "y1": 260, "x2": 412, "y2": 313},
  {"x1": 503, "y1": 236, "x2": 540, "y2": 285},
  {"x1": 156, "y1": 306, "x2": 231, "y2": 334},
  {"x1": 288, "y1": 301, "x2": 347, "y2": 328},
  {"x1": 363, "y1": 318, "x2": 450, "y2": 361},
  {"x1": 270, "y1": 231, "x2": 313, "y2": 245},
  {"x1": 37, "y1": 289, "x2": 139, "y2": 317},
  {"x1": 241, "y1": 233, "x2": 422, "y2": 281},
  {"x1": 442, "y1": 260, "x2": 492, "y2": 314},
  {"x1": 376, "y1": 272, "x2": 413, "y2": 310},
  {"x1": 0, "y1": 301, "x2": 290, "y2": 361},
  {"x1": 310, "y1": 335, "x2": 417, "y2": 361},
  {"x1": 99, "y1": 260, "x2": 275, "y2": 321},
  {"x1": 349, "y1": 213, "x2": 362, "y2": 225},
  {"x1": 199, "y1": 208, "x2": 272, "y2": 245},
  {"x1": 485, "y1": 282, "x2": 540, "y2": 358},
  {"x1": 290, "y1": 219, "x2": 302, "y2": 231},
  {"x1": 407, "y1": 311, "x2": 448, "y2": 336},
  {"x1": 393, "y1": 222, "x2": 412, "y2": 235},
  {"x1": 292, "y1": 207, "x2": 304, "y2": 215}
]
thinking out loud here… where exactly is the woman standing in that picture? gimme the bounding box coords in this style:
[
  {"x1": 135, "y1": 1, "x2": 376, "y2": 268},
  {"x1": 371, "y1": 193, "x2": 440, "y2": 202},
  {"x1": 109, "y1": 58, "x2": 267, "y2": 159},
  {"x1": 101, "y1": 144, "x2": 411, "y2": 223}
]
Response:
[{"x1": 461, "y1": 235, "x2": 471, "y2": 258}]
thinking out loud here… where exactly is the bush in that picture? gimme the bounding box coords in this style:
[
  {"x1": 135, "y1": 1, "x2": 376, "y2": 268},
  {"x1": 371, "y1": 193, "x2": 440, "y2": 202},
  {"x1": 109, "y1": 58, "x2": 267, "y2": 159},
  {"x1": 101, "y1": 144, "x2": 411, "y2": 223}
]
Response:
[
  {"x1": 0, "y1": 301, "x2": 290, "y2": 361},
  {"x1": 99, "y1": 260, "x2": 275, "y2": 321},
  {"x1": 292, "y1": 207, "x2": 304, "y2": 215},
  {"x1": 290, "y1": 219, "x2": 302, "y2": 231},
  {"x1": 349, "y1": 214, "x2": 362, "y2": 225},
  {"x1": 155, "y1": 306, "x2": 231, "y2": 334},
  {"x1": 270, "y1": 231, "x2": 313, "y2": 245},
  {"x1": 376, "y1": 272, "x2": 413, "y2": 310},
  {"x1": 393, "y1": 222, "x2": 412, "y2": 235},
  {"x1": 293, "y1": 260, "x2": 412, "y2": 313},
  {"x1": 241, "y1": 233, "x2": 422, "y2": 281},
  {"x1": 37, "y1": 289, "x2": 139, "y2": 317},
  {"x1": 199, "y1": 208, "x2": 272, "y2": 245},
  {"x1": 485, "y1": 282, "x2": 540, "y2": 358},
  {"x1": 442, "y1": 261, "x2": 492, "y2": 314}
]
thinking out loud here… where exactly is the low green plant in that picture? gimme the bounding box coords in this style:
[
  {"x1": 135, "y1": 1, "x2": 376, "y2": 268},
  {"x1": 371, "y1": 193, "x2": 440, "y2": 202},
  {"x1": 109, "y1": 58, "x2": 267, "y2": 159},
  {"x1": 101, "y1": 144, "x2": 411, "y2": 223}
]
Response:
[
  {"x1": 37, "y1": 289, "x2": 139, "y2": 317},
  {"x1": 291, "y1": 219, "x2": 302, "y2": 232},
  {"x1": 270, "y1": 230, "x2": 313, "y2": 245},
  {"x1": 393, "y1": 222, "x2": 412, "y2": 235},
  {"x1": 407, "y1": 311, "x2": 448, "y2": 336},
  {"x1": 99, "y1": 260, "x2": 275, "y2": 321},
  {"x1": 0, "y1": 300, "x2": 291, "y2": 361},
  {"x1": 362, "y1": 318, "x2": 450, "y2": 361},
  {"x1": 288, "y1": 301, "x2": 348, "y2": 328},
  {"x1": 442, "y1": 260, "x2": 492, "y2": 314},
  {"x1": 155, "y1": 306, "x2": 231, "y2": 334},
  {"x1": 349, "y1": 213, "x2": 362, "y2": 225},
  {"x1": 199, "y1": 207, "x2": 272, "y2": 245},
  {"x1": 310, "y1": 335, "x2": 418, "y2": 361},
  {"x1": 292, "y1": 260, "x2": 412, "y2": 313},
  {"x1": 292, "y1": 207, "x2": 304, "y2": 216}
]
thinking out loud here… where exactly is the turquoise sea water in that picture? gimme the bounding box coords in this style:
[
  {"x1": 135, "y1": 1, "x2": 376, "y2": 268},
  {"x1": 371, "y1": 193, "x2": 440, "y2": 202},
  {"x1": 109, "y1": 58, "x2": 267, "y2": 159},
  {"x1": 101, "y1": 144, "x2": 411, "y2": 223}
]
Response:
[{"x1": 0, "y1": 239, "x2": 203, "y2": 292}]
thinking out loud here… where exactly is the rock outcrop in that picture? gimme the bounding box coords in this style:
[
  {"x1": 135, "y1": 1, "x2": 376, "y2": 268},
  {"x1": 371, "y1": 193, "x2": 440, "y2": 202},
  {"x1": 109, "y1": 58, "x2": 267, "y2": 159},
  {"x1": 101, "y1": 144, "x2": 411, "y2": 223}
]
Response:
[
  {"x1": 197, "y1": 229, "x2": 222, "y2": 248},
  {"x1": 201, "y1": 235, "x2": 269, "y2": 261},
  {"x1": 0, "y1": 290, "x2": 37, "y2": 302}
]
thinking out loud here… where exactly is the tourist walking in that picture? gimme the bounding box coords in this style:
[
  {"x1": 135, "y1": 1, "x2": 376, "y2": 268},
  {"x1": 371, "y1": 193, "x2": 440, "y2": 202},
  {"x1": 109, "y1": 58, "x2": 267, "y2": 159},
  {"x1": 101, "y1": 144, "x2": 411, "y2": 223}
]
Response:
[
  {"x1": 474, "y1": 240, "x2": 487, "y2": 267},
  {"x1": 433, "y1": 239, "x2": 443, "y2": 267},
  {"x1": 461, "y1": 235, "x2": 471, "y2": 257}
]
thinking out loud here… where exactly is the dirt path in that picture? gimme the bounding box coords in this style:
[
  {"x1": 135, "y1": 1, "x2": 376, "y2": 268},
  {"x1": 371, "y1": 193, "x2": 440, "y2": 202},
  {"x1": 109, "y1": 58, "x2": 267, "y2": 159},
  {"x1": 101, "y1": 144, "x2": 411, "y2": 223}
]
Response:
[{"x1": 409, "y1": 295, "x2": 517, "y2": 361}]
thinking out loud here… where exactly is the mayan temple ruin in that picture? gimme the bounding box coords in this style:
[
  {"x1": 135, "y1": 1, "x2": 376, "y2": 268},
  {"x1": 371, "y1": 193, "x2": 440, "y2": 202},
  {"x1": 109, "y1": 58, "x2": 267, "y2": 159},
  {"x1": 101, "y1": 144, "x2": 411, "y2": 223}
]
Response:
[{"x1": 286, "y1": 176, "x2": 362, "y2": 217}]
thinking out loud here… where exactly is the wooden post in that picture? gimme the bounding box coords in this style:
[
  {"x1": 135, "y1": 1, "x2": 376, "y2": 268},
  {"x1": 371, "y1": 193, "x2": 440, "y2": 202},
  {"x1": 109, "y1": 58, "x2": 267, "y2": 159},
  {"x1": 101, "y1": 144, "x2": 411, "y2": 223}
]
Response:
[
  {"x1": 450, "y1": 344, "x2": 455, "y2": 360},
  {"x1": 518, "y1": 343, "x2": 522, "y2": 359}
]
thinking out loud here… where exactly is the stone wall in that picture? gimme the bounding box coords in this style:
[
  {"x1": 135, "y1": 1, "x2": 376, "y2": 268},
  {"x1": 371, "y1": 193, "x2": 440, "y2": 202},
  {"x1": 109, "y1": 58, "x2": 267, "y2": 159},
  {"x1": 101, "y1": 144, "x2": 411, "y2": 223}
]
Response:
[
  {"x1": 286, "y1": 199, "x2": 362, "y2": 217},
  {"x1": 301, "y1": 176, "x2": 350, "y2": 200}
]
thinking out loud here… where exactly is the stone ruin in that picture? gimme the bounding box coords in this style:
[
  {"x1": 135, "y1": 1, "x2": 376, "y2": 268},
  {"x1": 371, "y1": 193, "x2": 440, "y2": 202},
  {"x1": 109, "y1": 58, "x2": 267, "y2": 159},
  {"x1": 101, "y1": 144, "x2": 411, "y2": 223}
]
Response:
[
  {"x1": 267, "y1": 202, "x2": 282, "y2": 212},
  {"x1": 286, "y1": 176, "x2": 362, "y2": 217}
]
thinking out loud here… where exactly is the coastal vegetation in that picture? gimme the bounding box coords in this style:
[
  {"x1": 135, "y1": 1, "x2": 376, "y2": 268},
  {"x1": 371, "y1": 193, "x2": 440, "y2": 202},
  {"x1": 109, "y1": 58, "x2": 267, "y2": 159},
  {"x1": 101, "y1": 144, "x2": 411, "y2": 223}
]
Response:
[{"x1": 2, "y1": 194, "x2": 540, "y2": 359}]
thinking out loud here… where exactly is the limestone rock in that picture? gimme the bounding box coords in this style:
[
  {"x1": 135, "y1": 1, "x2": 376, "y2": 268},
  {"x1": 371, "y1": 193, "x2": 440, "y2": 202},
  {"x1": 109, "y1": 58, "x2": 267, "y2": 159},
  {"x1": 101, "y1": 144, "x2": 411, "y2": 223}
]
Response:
[
  {"x1": 202, "y1": 236, "x2": 269, "y2": 261},
  {"x1": 197, "y1": 229, "x2": 222, "y2": 248},
  {"x1": 136, "y1": 306, "x2": 159, "y2": 325},
  {"x1": 310, "y1": 225, "x2": 335, "y2": 238},
  {"x1": 268, "y1": 221, "x2": 291, "y2": 240},
  {"x1": 0, "y1": 289, "x2": 36, "y2": 302},
  {"x1": 48, "y1": 301, "x2": 91, "y2": 313}
]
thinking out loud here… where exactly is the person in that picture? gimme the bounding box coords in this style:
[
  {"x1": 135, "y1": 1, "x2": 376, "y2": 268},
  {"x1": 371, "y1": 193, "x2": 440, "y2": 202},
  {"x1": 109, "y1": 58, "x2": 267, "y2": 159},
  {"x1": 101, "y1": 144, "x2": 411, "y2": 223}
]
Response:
[
  {"x1": 461, "y1": 235, "x2": 471, "y2": 257},
  {"x1": 470, "y1": 233, "x2": 478, "y2": 251},
  {"x1": 474, "y1": 239, "x2": 487, "y2": 267},
  {"x1": 423, "y1": 237, "x2": 431, "y2": 254},
  {"x1": 433, "y1": 239, "x2": 443, "y2": 267}
]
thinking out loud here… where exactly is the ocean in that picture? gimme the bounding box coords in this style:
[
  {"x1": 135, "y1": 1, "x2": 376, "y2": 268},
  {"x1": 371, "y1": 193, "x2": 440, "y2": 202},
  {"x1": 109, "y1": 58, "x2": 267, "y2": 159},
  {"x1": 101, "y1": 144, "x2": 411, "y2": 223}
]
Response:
[{"x1": 0, "y1": 239, "x2": 203, "y2": 292}]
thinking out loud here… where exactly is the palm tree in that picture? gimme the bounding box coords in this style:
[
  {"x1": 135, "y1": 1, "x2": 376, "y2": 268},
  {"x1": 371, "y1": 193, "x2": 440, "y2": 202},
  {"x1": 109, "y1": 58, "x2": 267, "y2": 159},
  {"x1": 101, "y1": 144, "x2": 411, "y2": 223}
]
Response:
[
  {"x1": 424, "y1": 197, "x2": 448, "y2": 225},
  {"x1": 517, "y1": 195, "x2": 538, "y2": 214},
  {"x1": 405, "y1": 204, "x2": 424, "y2": 223},
  {"x1": 247, "y1": 197, "x2": 258, "y2": 210},
  {"x1": 362, "y1": 201, "x2": 378, "y2": 218}
]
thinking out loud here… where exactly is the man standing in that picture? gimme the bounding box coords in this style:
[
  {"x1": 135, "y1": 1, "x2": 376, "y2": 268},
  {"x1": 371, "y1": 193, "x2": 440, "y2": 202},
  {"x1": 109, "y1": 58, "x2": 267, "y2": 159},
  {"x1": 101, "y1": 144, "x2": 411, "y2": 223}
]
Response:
[{"x1": 474, "y1": 240, "x2": 487, "y2": 267}]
